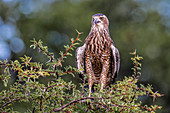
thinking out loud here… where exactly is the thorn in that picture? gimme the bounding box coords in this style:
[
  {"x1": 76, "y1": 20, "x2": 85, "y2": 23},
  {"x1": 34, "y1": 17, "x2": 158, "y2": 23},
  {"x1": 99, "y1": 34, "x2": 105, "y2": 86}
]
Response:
[
  {"x1": 129, "y1": 49, "x2": 136, "y2": 55},
  {"x1": 78, "y1": 39, "x2": 83, "y2": 42},
  {"x1": 58, "y1": 62, "x2": 62, "y2": 67},
  {"x1": 75, "y1": 29, "x2": 83, "y2": 34}
]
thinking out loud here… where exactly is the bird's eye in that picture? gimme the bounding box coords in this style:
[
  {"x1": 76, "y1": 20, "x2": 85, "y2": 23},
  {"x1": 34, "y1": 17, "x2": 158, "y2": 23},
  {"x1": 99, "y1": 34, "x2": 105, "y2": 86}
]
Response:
[{"x1": 100, "y1": 17, "x2": 104, "y2": 20}]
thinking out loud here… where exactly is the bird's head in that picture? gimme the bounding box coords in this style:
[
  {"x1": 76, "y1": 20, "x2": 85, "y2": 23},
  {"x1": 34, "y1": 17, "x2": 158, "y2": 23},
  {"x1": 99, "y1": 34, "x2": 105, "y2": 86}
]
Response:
[{"x1": 91, "y1": 13, "x2": 109, "y2": 30}]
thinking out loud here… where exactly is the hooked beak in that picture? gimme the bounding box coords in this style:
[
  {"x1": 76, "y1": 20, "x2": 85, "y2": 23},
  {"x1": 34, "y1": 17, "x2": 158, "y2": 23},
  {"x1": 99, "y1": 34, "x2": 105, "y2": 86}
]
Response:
[{"x1": 94, "y1": 18, "x2": 101, "y2": 25}]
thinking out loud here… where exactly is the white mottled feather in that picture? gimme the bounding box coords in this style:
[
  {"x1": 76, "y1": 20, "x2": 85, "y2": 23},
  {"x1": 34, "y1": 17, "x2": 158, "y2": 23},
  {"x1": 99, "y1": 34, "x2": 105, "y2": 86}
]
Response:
[
  {"x1": 111, "y1": 43, "x2": 120, "y2": 78},
  {"x1": 75, "y1": 44, "x2": 86, "y2": 75}
]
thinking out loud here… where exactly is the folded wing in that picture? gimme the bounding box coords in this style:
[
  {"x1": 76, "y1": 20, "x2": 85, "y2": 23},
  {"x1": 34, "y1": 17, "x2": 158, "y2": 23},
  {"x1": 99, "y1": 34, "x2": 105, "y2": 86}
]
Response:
[
  {"x1": 110, "y1": 43, "x2": 120, "y2": 83},
  {"x1": 75, "y1": 44, "x2": 86, "y2": 80}
]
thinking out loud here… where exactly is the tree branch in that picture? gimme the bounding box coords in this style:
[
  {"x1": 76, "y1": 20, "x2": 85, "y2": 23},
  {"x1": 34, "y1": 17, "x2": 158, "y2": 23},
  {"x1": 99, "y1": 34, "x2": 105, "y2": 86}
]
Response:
[{"x1": 53, "y1": 97, "x2": 94, "y2": 112}]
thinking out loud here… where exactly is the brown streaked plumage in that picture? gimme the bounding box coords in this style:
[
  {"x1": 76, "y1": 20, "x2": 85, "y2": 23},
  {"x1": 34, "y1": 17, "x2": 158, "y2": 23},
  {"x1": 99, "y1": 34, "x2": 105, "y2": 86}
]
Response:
[{"x1": 76, "y1": 13, "x2": 120, "y2": 96}]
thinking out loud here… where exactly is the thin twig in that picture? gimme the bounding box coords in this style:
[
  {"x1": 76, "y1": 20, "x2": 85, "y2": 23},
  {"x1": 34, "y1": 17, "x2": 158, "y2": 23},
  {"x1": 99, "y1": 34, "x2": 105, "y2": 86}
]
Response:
[
  {"x1": 57, "y1": 30, "x2": 82, "y2": 67},
  {"x1": 1, "y1": 97, "x2": 25, "y2": 109},
  {"x1": 34, "y1": 42, "x2": 54, "y2": 62}
]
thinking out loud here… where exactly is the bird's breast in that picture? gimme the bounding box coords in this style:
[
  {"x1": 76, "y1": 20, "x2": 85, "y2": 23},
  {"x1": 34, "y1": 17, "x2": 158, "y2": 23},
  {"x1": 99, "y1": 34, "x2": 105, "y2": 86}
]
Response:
[
  {"x1": 85, "y1": 42, "x2": 112, "y2": 66},
  {"x1": 85, "y1": 43, "x2": 112, "y2": 82}
]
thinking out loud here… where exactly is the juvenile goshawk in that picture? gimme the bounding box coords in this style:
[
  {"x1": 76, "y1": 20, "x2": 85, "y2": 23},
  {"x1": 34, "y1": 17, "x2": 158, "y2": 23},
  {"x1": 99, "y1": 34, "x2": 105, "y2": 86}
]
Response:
[{"x1": 76, "y1": 13, "x2": 120, "y2": 96}]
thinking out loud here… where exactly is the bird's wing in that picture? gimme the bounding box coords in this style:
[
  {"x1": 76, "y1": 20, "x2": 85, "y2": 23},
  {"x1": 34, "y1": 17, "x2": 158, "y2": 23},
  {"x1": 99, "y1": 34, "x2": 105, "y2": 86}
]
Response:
[
  {"x1": 75, "y1": 44, "x2": 86, "y2": 80},
  {"x1": 110, "y1": 43, "x2": 120, "y2": 81}
]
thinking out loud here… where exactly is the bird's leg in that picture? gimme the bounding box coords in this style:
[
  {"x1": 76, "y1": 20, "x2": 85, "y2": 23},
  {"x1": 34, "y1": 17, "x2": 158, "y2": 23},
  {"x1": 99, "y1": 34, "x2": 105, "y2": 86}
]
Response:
[
  {"x1": 85, "y1": 58, "x2": 94, "y2": 97},
  {"x1": 88, "y1": 77, "x2": 93, "y2": 97},
  {"x1": 86, "y1": 62, "x2": 94, "y2": 109},
  {"x1": 100, "y1": 59, "x2": 110, "y2": 92},
  {"x1": 99, "y1": 59, "x2": 110, "y2": 106}
]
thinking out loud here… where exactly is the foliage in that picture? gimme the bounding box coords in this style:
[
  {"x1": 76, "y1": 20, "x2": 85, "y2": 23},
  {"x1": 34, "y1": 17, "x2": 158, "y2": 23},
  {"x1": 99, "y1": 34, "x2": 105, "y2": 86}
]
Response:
[{"x1": 0, "y1": 31, "x2": 162, "y2": 112}]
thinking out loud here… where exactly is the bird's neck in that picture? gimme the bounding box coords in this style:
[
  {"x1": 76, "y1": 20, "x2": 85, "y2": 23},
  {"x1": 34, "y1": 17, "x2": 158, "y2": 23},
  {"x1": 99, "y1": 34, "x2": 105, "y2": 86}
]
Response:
[
  {"x1": 86, "y1": 27, "x2": 111, "y2": 45},
  {"x1": 85, "y1": 28, "x2": 112, "y2": 55}
]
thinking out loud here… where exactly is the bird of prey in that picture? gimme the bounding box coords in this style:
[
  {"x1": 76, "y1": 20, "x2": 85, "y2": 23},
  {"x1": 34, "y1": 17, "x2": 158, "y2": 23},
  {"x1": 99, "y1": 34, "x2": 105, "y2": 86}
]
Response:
[{"x1": 76, "y1": 13, "x2": 120, "y2": 96}]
